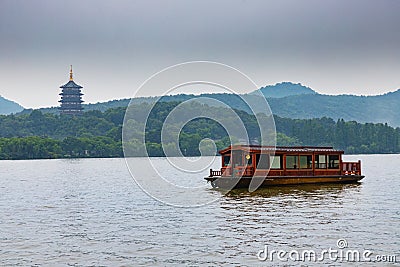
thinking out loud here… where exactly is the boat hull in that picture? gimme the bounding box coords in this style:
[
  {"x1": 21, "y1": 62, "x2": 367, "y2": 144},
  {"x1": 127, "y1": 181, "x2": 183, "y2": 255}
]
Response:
[{"x1": 204, "y1": 175, "x2": 365, "y2": 189}]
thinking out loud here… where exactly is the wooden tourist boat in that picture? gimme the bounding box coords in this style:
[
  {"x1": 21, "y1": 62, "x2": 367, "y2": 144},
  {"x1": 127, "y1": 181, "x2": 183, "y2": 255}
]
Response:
[{"x1": 205, "y1": 145, "x2": 364, "y2": 189}]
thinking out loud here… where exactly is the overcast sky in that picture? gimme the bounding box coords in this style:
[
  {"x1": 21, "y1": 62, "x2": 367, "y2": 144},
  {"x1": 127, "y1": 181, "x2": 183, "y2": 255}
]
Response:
[{"x1": 0, "y1": 0, "x2": 399, "y2": 108}]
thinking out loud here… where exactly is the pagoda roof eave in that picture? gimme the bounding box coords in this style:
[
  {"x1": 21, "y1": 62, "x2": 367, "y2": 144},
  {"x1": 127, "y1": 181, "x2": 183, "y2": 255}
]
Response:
[{"x1": 60, "y1": 80, "x2": 83, "y2": 88}]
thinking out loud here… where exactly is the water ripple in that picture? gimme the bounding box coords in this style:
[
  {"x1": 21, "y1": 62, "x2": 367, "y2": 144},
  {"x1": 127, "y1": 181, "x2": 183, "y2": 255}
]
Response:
[{"x1": 0, "y1": 156, "x2": 399, "y2": 266}]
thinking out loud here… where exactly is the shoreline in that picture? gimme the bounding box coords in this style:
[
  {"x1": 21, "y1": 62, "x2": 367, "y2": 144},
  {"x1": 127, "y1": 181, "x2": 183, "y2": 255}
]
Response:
[{"x1": 1, "y1": 153, "x2": 399, "y2": 161}]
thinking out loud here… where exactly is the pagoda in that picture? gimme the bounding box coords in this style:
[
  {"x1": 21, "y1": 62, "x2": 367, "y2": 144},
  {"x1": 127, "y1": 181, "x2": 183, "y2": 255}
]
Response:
[{"x1": 59, "y1": 65, "x2": 84, "y2": 115}]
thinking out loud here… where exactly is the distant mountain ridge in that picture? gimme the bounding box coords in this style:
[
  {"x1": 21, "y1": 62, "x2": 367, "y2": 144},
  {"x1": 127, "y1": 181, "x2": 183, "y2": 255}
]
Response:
[
  {"x1": 0, "y1": 95, "x2": 24, "y2": 115},
  {"x1": 19, "y1": 82, "x2": 400, "y2": 127},
  {"x1": 268, "y1": 90, "x2": 400, "y2": 126},
  {"x1": 255, "y1": 82, "x2": 316, "y2": 98}
]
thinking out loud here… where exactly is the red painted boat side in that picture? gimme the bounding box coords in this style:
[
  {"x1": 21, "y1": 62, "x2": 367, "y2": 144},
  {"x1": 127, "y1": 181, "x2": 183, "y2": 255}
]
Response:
[{"x1": 205, "y1": 175, "x2": 365, "y2": 189}]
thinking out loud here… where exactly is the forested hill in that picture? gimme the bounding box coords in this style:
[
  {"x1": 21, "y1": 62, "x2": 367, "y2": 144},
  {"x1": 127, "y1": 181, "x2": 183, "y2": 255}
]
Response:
[
  {"x1": 1, "y1": 102, "x2": 399, "y2": 160},
  {"x1": 268, "y1": 90, "x2": 400, "y2": 126},
  {"x1": 0, "y1": 95, "x2": 24, "y2": 115},
  {"x1": 20, "y1": 82, "x2": 400, "y2": 127}
]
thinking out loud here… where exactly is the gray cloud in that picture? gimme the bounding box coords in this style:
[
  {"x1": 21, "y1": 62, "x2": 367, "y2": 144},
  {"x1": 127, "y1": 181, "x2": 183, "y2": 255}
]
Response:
[{"x1": 0, "y1": 0, "x2": 399, "y2": 108}]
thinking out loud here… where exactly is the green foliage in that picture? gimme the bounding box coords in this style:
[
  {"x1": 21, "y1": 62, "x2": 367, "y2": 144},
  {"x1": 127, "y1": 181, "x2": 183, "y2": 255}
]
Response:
[
  {"x1": 0, "y1": 101, "x2": 399, "y2": 159},
  {"x1": 0, "y1": 136, "x2": 61, "y2": 159},
  {"x1": 275, "y1": 117, "x2": 400, "y2": 153}
]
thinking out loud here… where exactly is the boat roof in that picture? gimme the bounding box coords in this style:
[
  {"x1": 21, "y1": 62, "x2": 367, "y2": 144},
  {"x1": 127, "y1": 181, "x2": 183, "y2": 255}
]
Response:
[{"x1": 219, "y1": 145, "x2": 344, "y2": 154}]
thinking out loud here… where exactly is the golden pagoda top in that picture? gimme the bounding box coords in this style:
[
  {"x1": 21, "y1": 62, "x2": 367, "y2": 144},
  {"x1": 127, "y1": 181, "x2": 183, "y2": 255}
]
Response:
[
  {"x1": 60, "y1": 65, "x2": 83, "y2": 89},
  {"x1": 69, "y1": 65, "x2": 73, "y2": 81}
]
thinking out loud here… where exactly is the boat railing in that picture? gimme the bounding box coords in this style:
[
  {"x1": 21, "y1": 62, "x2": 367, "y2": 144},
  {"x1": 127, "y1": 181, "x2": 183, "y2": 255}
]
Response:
[
  {"x1": 210, "y1": 161, "x2": 362, "y2": 177},
  {"x1": 234, "y1": 166, "x2": 254, "y2": 176},
  {"x1": 342, "y1": 160, "x2": 361, "y2": 175},
  {"x1": 209, "y1": 169, "x2": 222, "y2": 177},
  {"x1": 209, "y1": 166, "x2": 252, "y2": 177}
]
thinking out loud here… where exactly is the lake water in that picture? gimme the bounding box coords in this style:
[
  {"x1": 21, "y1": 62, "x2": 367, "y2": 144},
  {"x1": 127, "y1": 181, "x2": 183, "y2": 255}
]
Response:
[{"x1": 0, "y1": 155, "x2": 399, "y2": 266}]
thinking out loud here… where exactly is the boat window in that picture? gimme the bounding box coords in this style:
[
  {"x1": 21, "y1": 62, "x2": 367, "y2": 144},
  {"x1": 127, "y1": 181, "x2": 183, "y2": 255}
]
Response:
[
  {"x1": 286, "y1": 155, "x2": 298, "y2": 169},
  {"x1": 255, "y1": 154, "x2": 269, "y2": 169},
  {"x1": 232, "y1": 151, "x2": 243, "y2": 167},
  {"x1": 271, "y1": 155, "x2": 282, "y2": 169},
  {"x1": 300, "y1": 155, "x2": 312, "y2": 169},
  {"x1": 315, "y1": 154, "x2": 327, "y2": 169},
  {"x1": 328, "y1": 155, "x2": 340, "y2": 169},
  {"x1": 223, "y1": 155, "x2": 231, "y2": 167}
]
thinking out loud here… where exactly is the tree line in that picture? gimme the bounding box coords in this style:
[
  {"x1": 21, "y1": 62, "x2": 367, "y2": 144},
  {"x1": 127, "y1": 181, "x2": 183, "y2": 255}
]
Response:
[{"x1": 0, "y1": 101, "x2": 399, "y2": 159}]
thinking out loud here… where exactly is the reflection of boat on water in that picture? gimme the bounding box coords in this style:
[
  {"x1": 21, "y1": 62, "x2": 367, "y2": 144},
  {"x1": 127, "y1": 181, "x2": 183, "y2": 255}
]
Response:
[
  {"x1": 205, "y1": 145, "x2": 365, "y2": 190},
  {"x1": 224, "y1": 183, "x2": 362, "y2": 198}
]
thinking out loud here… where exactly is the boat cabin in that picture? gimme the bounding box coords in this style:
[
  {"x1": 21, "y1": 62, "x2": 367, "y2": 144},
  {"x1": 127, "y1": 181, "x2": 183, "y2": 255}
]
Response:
[{"x1": 210, "y1": 145, "x2": 361, "y2": 177}]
